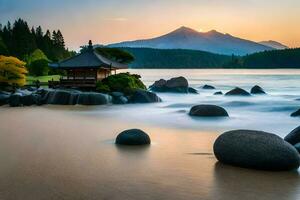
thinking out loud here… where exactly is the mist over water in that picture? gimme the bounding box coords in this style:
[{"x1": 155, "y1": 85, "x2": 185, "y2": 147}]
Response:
[{"x1": 95, "y1": 69, "x2": 300, "y2": 137}]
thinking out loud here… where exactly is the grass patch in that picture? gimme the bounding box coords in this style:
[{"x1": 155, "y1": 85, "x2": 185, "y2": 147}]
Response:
[{"x1": 26, "y1": 75, "x2": 60, "y2": 85}]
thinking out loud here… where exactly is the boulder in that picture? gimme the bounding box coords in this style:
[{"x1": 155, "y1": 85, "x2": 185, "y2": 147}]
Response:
[
  {"x1": 251, "y1": 85, "x2": 266, "y2": 94},
  {"x1": 291, "y1": 109, "x2": 300, "y2": 117},
  {"x1": 214, "y1": 91, "x2": 223, "y2": 95},
  {"x1": 225, "y1": 87, "x2": 251, "y2": 96},
  {"x1": 0, "y1": 93, "x2": 10, "y2": 106},
  {"x1": 9, "y1": 93, "x2": 23, "y2": 107},
  {"x1": 294, "y1": 143, "x2": 300, "y2": 153},
  {"x1": 188, "y1": 87, "x2": 198, "y2": 94},
  {"x1": 202, "y1": 84, "x2": 215, "y2": 89},
  {"x1": 214, "y1": 130, "x2": 300, "y2": 171},
  {"x1": 115, "y1": 129, "x2": 151, "y2": 145},
  {"x1": 77, "y1": 92, "x2": 112, "y2": 105},
  {"x1": 21, "y1": 94, "x2": 41, "y2": 106},
  {"x1": 46, "y1": 90, "x2": 78, "y2": 105},
  {"x1": 130, "y1": 89, "x2": 162, "y2": 103},
  {"x1": 150, "y1": 76, "x2": 189, "y2": 93},
  {"x1": 284, "y1": 126, "x2": 300, "y2": 145},
  {"x1": 189, "y1": 105, "x2": 229, "y2": 117}
]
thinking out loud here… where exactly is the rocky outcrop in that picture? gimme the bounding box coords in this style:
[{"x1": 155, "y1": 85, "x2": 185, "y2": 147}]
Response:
[
  {"x1": 291, "y1": 109, "x2": 300, "y2": 117},
  {"x1": 214, "y1": 130, "x2": 300, "y2": 171},
  {"x1": 130, "y1": 89, "x2": 162, "y2": 103},
  {"x1": 189, "y1": 105, "x2": 229, "y2": 117},
  {"x1": 250, "y1": 85, "x2": 266, "y2": 94},
  {"x1": 284, "y1": 126, "x2": 300, "y2": 145},
  {"x1": 150, "y1": 76, "x2": 196, "y2": 93},
  {"x1": 115, "y1": 129, "x2": 151, "y2": 145},
  {"x1": 225, "y1": 87, "x2": 251, "y2": 96}
]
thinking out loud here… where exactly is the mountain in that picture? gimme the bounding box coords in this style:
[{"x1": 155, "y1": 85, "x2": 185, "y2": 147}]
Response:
[
  {"x1": 120, "y1": 47, "x2": 231, "y2": 68},
  {"x1": 258, "y1": 40, "x2": 288, "y2": 50},
  {"x1": 109, "y1": 26, "x2": 274, "y2": 55}
]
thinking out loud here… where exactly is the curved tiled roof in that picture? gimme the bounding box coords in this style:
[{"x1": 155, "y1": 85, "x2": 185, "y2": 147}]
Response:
[{"x1": 49, "y1": 45, "x2": 127, "y2": 69}]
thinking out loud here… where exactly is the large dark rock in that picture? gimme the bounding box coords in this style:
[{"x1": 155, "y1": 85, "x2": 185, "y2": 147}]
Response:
[
  {"x1": 77, "y1": 92, "x2": 111, "y2": 105},
  {"x1": 22, "y1": 94, "x2": 41, "y2": 106},
  {"x1": 291, "y1": 109, "x2": 300, "y2": 117},
  {"x1": 115, "y1": 129, "x2": 151, "y2": 145},
  {"x1": 150, "y1": 76, "x2": 189, "y2": 93},
  {"x1": 284, "y1": 126, "x2": 300, "y2": 145},
  {"x1": 251, "y1": 85, "x2": 266, "y2": 94},
  {"x1": 225, "y1": 87, "x2": 251, "y2": 96},
  {"x1": 189, "y1": 105, "x2": 229, "y2": 117},
  {"x1": 202, "y1": 84, "x2": 215, "y2": 89},
  {"x1": 214, "y1": 130, "x2": 300, "y2": 171},
  {"x1": 46, "y1": 90, "x2": 78, "y2": 105},
  {"x1": 9, "y1": 93, "x2": 23, "y2": 107},
  {"x1": 130, "y1": 89, "x2": 161, "y2": 103}
]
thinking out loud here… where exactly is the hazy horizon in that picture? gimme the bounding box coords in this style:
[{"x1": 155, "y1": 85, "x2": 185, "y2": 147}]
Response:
[{"x1": 1, "y1": 0, "x2": 300, "y2": 50}]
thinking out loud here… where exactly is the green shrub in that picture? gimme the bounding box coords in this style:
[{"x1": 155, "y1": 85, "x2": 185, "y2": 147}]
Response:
[
  {"x1": 96, "y1": 81, "x2": 111, "y2": 93},
  {"x1": 29, "y1": 59, "x2": 49, "y2": 76},
  {"x1": 101, "y1": 73, "x2": 146, "y2": 95}
]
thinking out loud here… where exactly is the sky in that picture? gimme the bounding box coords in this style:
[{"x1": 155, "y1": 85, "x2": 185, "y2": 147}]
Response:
[{"x1": 0, "y1": 0, "x2": 300, "y2": 50}]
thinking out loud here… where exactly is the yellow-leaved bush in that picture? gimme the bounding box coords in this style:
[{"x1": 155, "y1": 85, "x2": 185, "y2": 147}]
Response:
[{"x1": 0, "y1": 55, "x2": 28, "y2": 86}]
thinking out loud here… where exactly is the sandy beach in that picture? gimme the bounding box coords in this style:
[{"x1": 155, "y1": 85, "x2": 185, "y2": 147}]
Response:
[{"x1": 0, "y1": 106, "x2": 299, "y2": 200}]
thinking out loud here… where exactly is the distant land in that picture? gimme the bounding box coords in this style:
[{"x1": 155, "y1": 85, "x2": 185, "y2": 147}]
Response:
[
  {"x1": 109, "y1": 26, "x2": 287, "y2": 56},
  {"x1": 120, "y1": 47, "x2": 300, "y2": 69},
  {"x1": 258, "y1": 40, "x2": 288, "y2": 50}
]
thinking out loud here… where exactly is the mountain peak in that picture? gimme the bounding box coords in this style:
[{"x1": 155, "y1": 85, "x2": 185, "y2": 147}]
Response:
[{"x1": 173, "y1": 26, "x2": 199, "y2": 34}]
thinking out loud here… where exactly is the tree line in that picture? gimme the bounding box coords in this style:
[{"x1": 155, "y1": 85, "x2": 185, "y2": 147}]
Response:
[{"x1": 0, "y1": 18, "x2": 75, "y2": 76}]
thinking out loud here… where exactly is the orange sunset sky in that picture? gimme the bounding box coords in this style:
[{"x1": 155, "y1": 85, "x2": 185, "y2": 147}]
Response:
[{"x1": 1, "y1": 0, "x2": 299, "y2": 50}]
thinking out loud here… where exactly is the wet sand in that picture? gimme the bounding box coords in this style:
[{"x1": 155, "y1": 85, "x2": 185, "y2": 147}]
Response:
[{"x1": 0, "y1": 106, "x2": 300, "y2": 200}]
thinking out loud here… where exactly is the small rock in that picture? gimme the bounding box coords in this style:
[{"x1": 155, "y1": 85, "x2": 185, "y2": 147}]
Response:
[
  {"x1": 214, "y1": 91, "x2": 223, "y2": 95},
  {"x1": 202, "y1": 85, "x2": 215, "y2": 89},
  {"x1": 225, "y1": 87, "x2": 251, "y2": 96},
  {"x1": 188, "y1": 87, "x2": 198, "y2": 94},
  {"x1": 214, "y1": 130, "x2": 300, "y2": 171},
  {"x1": 284, "y1": 126, "x2": 300, "y2": 145},
  {"x1": 291, "y1": 109, "x2": 300, "y2": 117},
  {"x1": 115, "y1": 129, "x2": 151, "y2": 145},
  {"x1": 189, "y1": 105, "x2": 229, "y2": 117},
  {"x1": 251, "y1": 85, "x2": 266, "y2": 94}
]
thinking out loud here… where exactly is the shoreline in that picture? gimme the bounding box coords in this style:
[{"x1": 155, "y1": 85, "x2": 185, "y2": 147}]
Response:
[{"x1": 0, "y1": 107, "x2": 300, "y2": 199}]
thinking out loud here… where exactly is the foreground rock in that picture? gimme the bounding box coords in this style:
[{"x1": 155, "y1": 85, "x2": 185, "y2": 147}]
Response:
[
  {"x1": 150, "y1": 76, "x2": 196, "y2": 93},
  {"x1": 291, "y1": 109, "x2": 300, "y2": 117},
  {"x1": 225, "y1": 87, "x2": 251, "y2": 96},
  {"x1": 284, "y1": 126, "x2": 300, "y2": 145},
  {"x1": 251, "y1": 85, "x2": 266, "y2": 94},
  {"x1": 214, "y1": 130, "x2": 300, "y2": 171},
  {"x1": 189, "y1": 105, "x2": 229, "y2": 117},
  {"x1": 0, "y1": 92, "x2": 10, "y2": 106},
  {"x1": 202, "y1": 84, "x2": 215, "y2": 89},
  {"x1": 130, "y1": 89, "x2": 161, "y2": 103},
  {"x1": 115, "y1": 129, "x2": 151, "y2": 145}
]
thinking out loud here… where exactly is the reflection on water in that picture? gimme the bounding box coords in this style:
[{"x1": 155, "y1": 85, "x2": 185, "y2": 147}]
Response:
[{"x1": 1, "y1": 69, "x2": 300, "y2": 199}]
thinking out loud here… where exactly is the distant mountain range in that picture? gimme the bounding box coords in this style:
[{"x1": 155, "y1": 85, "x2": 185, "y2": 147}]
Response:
[
  {"x1": 109, "y1": 26, "x2": 288, "y2": 55},
  {"x1": 258, "y1": 40, "x2": 288, "y2": 50}
]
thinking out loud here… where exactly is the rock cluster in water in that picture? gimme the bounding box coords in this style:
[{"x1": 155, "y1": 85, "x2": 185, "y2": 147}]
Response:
[
  {"x1": 189, "y1": 105, "x2": 229, "y2": 117},
  {"x1": 214, "y1": 129, "x2": 300, "y2": 171},
  {"x1": 0, "y1": 87, "x2": 162, "y2": 107},
  {"x1": 115, "y1": 129, "x2": 151, "y2": 145},
  {"x1": 150, "y1": 76, "x2": 197, "y2": 94},
  {"x1": 291, "y1": 109, "x2": 300, "y2": 117}
]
